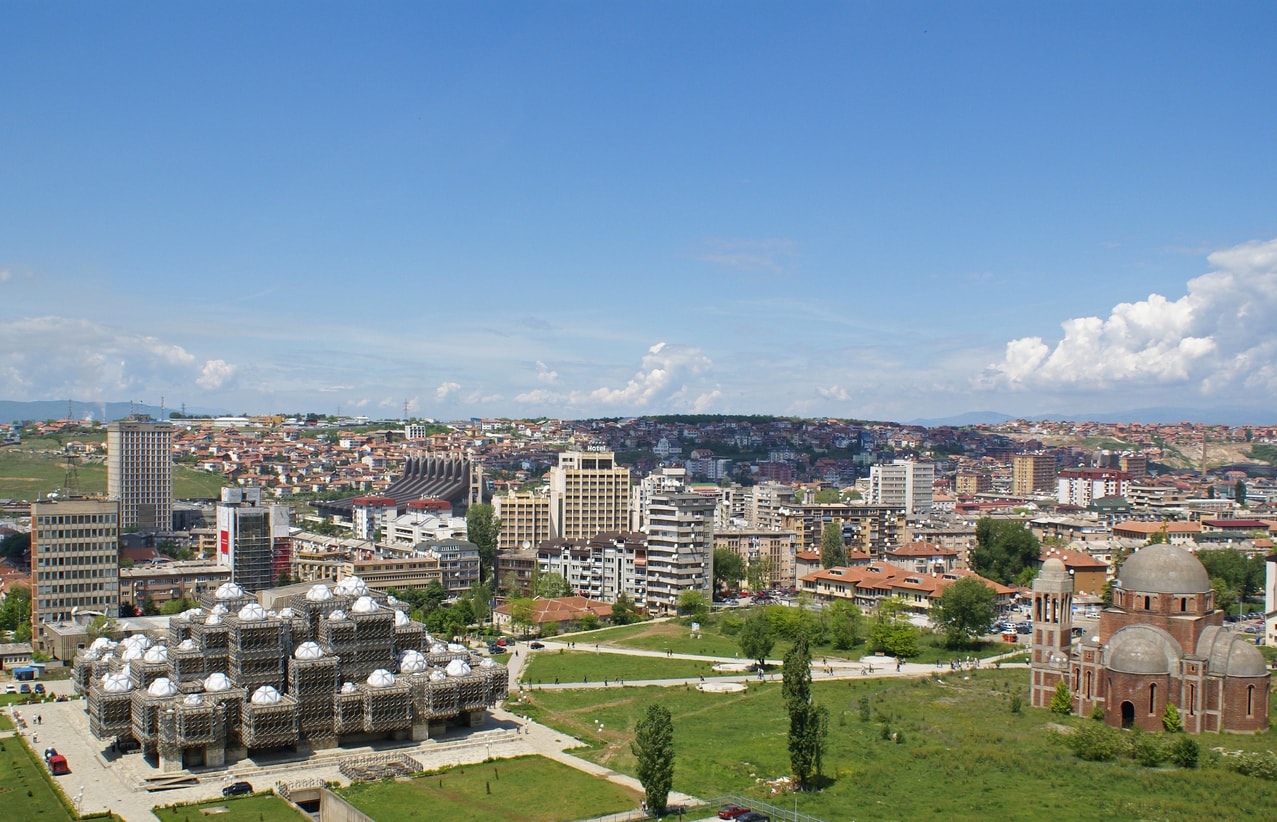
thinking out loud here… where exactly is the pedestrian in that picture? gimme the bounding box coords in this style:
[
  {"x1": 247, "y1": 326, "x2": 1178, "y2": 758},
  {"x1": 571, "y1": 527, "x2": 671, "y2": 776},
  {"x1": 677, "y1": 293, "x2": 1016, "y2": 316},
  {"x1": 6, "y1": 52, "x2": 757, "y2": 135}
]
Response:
[
  {"x1": 37, "y1": 714, "x2": 42, "y2": 725},
  {"x1": 584, "y1": 675, "x2": 588, "y2": 683},
  {"x1": 605, "y1": 679, "x2": 609, "y2": 686},
  {"x1": 554, "y1": 677, "x2": 559, "y2": 685}
]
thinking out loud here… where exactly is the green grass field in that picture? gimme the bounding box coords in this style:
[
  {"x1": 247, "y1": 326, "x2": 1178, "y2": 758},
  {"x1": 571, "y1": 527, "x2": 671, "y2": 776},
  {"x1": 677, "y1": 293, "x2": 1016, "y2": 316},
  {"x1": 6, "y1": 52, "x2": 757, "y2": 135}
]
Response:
[
  {"x1": 521, "y1": 649, "x2": 738, "y2": 684},
  {"x1": 517, "y1": 668, "x2": 1277, "y2": 821},
  {"x1": 0, "y1": 448, "x2": 226, "y2": 501},
  {"x1": 155, "y1": 793, "x2": 307, "y2": 822},
  {"x1": 338, "y1": 755, "x2": 641, "y2": 821},
  {"x1": 0, "y1": 733, "x2": 75, "y2": 821}
]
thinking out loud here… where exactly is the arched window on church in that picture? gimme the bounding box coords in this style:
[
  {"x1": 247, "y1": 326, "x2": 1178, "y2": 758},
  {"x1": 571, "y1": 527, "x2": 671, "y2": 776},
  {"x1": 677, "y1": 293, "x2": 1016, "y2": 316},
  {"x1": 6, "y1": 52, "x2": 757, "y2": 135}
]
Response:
[
  {"x1": 1144, "y1": 595, "x2": 1151, "y2": 610},
  {"x1": 1180, "y1": 597, "x2": 1187, "y2": 612},
  {"x1": 1149, "y1": 683, "x2": 1157, "y2": 715},
  {"x1": 1189, "y1": 684, "x2": 1196, "y2": 716},
  {"x1": 1248, "y1": 685, "x2": 1255, "y2": 717},
  {"x1": 1085, "y1": 671, "x2": 1092, "y2": 699}
]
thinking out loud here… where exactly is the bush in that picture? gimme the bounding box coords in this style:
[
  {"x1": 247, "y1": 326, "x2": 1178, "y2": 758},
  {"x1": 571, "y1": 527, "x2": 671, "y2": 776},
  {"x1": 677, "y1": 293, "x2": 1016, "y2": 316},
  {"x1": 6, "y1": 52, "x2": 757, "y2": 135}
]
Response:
[
  {"x1": 1161, "y1": 703, "x2": 1183, "y2": 733},
  {"x1": 1010, "y1": 694, "x2": 1022, "y2": 714},
  {"x1": 1168, "y1": 735, "x2": 1199, "y2": 769},
  {"x1": 1090, "y1": 704, "x2": 1105, "y2": 721},
  {"x1": 1222, "y1": 750, "x2": 1277, "y2": 780},
  {"x1": 1131, "y1": 729, "x2": 1163, "y2": 767},
  {"x1": 1049, "y1": 680, "x2": 1072, "y2": 715},
  {"x1": 858, "y1": 697, "x2": 871, "y2": 723},
  {"x1": 1067, "y1": 720, "x2": 1124, "y2": 762}
]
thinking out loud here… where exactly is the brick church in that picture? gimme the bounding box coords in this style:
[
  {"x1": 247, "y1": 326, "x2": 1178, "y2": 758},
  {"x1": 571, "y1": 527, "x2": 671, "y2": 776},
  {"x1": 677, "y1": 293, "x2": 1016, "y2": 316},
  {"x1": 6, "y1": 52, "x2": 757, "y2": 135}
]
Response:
[{"x1": 1030, "y1": 543, "x2": 1270, "y2": 733}]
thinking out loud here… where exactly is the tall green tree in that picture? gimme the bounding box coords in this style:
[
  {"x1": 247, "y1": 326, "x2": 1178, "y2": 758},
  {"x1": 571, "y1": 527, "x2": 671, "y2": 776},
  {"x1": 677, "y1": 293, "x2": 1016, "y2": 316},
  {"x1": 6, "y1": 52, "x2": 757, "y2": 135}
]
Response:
[
  {"x1": 746, "y1": 558, "x2": 773, "y2": 594},
  {"x1": 611, "y1": 592, "x2": 639, "y2": 625},
  {"x1": 930, "y1": 577, "x2": 998, "y2": 648},
  {"x1": 827, "y1": 599, "x2": 864, "y2": 650},
  {"x1": 782, "y1": 634, "x2": 813, "y2": 713},
  {"x1": 465, "y1": 503, "x2": 502, "y2": 584},
  {"x1": 868, "y1": 596, "x2": 921, "y2": 658},
  {"x1": 783, "y1": 634, "x2": 827, "y2": 787},
  {"x1": 0, "y1": 583, "x2": 31, "y2": 632},
  {"x1": 970, "y1": 518, "x2": 1040, "y2": 585},
  {"x1": 632, "y1": 704, "x2": 675, "y2": 815},
  {"x1": 713, "y1": 548, "x2": 744, "y2": 591},
  {"x1": 536, "y1": 571, "x2": 573, "y2": 599},
  {"x1": 820, "y1": 521, "x2": 847, "y2": 569},
  {"x1": 0, "y1": 531, "x2": 30, "y2": 563},
  {"x1": 466, "y1": 579, "x2": 492, "y2": 624},
  {"x1": 1235, "y1": 479, "x2": 1248, "y2": 507},
  {"x1": 738, "y1": 609, "x2": 775, "y2": 667},
  {"x1": 677, "y1": 590, "x2": 710, "y2": 621}
]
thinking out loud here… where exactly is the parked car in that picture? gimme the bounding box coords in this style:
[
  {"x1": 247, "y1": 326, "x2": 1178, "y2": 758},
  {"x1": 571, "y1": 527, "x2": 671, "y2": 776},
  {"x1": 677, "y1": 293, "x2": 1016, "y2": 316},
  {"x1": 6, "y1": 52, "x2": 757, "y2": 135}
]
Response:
[
  {"x1": 528, "y1": 641, "x2": 545, "y2": 650},
  {"x1": 4, "y1": 684, "x2": 16, "y2": 694},
  {"x1": 33, "y1": 683, "x2": 45, "y2": 694},
  {"x1": 738, "y1": 813, "x2": 771, "y2": 822},
  {"x1": 222, "y1": 781, "x2": 253, "y2": 797},
  {"x1": 496, "y1": 638, "x2": 509, "y2": 647},
  {"x1": 48, "y1": 754, "x2": 70, "y2": 775},
  {"x1": 19, "y1": 683, "x2": 31, "y2": 694},
  {"x1": 719, "y1": 804, "x2": 752, "y2": 819}
]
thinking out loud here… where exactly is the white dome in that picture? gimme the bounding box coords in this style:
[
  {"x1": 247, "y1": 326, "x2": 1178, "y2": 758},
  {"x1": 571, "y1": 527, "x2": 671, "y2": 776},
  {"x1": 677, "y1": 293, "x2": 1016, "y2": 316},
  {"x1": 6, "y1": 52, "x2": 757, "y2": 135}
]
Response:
[
  {"x1": 250, "y1": 685, "x2": 282, "y2": 705},
  {"x1": 122, "y1": 633, "x2": 152, "y2": 651},
  {"x1": 294, "y1": 641, "x2": 324, "y2": 660},
  {"x1": 430, "y1": 642, "x2": 448, "y2": 653},
  {"x1": 340, "y1": 681, "x2": 358, "y2": 694},
  {"x1": 90, "y1": 637, "x2": 113, "y2": 651},
  {"x1": 367, "y1": 669, "x2": 397, "y2": 688},
  {"x1": 387, "y1": 595, "x2": 399, "y2": 605},
  {"x1": 82, "y1": 648, "x2": 102, "y2": 662},
  {"x1": 277, "y1": 607, "x2": 295, "y2": 619},
  {"x1": 102, "y1": 672, "x2": 133, "y2": 693},
  {"x1": 428, "y1": 669, "x2": 446, "y2": 682},
  {"x1": 179, "y1": 607, "x2": 205, "y2": 621},
  {"x1": 399, "y1": 650, "x2": 428, "y2": 674},
  {"x1": 445, "y1": 659, "x2": 472, "y2": 678},
  {"x1": 394, "y1": 610, "x2": 411, "y2": 627},
  {"x1": 447, "y1": 642, "x2": 467, "y2": 653},
  {"x1": 327, "y1": 610, "x2": 347, "y2": 621},
  {"x1": 204, "y1": 672, "x2": 233, "y2": 692},
  {"x1": 211, "y1": 603, "x2": 229, "y2": 616},
  {"x1": 215, "y1": 582, "x2": 245, "y2": 600},
  {"x1": 351, "y1": 596, "x2": 379, "y2": 614},
  {"x1": 121, "y1": 645, "x2": 145, "y2": 662},
  {"x1": 306, "y1": 584, "x2": 334, "y2": 602},
  {"x1": 148, "y1": 677, "x2": 179, "y2": 698},
  {"x1": 204, "y1": 614, "x2": 223, "y2": 626},
  {"x1": 177, "y1": 639, "x2": 199, "y2": 652},
  {"x1": 237, "y1": 603, "x2": 267, "y2": 621},
  {"x1": 479, "y1": 657, "x2": 494, "y2": 669},
  {"x1": 334, "y1": 576, "x2": 369, "y2": 596},
  {"x1": 143, "y1": 646, "x2": 169, "y2": 664},
  {"x1": 183, "y1": 694, "x2": 203, "y2": 706}
]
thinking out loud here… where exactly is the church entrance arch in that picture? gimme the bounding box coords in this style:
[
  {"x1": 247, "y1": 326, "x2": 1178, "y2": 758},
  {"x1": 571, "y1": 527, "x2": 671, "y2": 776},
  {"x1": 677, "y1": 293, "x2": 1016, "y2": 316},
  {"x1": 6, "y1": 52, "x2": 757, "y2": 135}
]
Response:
[{"x1": 1120, "y1": 701, "x2": 1135, "y2": 729}]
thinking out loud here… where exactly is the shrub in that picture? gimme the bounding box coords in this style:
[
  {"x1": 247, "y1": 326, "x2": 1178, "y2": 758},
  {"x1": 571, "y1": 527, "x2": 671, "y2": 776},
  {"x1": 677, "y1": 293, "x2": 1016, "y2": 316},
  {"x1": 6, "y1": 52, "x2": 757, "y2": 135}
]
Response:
[
  {"x1": 1131, "y1": 730, "x2": 1163, "y2": 767},
  {"x1": 1010, "y1": 694, "x2": 1022, "y2": 714},
  {"x1": 1049, "y1": 680, "x2": 1072, "y2": 715},
  {"x1": 1161, "y1": 703, "x2": 1183, "y2": 733},
  {"x1": 1168, "y1": 735, "x2": 1199, "y2": 769},
  {"x1": 858, "y1": 697, "x2": 871, "y2": 723},
  {"x1": 1222, "y1": 750, "x2": 1277, "y2": 781},
  {"x1": 1067, "y1": 720, "x2": 1124, "y2": 762},
  {"x1": 1090, "y1": 704, "x2": 1105, "y2": 721}
]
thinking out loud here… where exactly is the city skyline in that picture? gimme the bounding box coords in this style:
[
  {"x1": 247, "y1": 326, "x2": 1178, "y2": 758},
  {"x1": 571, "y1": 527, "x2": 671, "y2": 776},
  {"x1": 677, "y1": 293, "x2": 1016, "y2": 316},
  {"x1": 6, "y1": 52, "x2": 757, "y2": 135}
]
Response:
[{"x1": 4, "y1": 4, "x2": 1277, "y2": 422}]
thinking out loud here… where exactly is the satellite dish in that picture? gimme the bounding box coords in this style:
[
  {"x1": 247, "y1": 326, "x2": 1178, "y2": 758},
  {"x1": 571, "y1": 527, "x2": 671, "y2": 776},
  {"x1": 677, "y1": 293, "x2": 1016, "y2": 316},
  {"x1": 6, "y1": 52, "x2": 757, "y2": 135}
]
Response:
[{"x1": 522, "y1": 541, "x2": 531, "y2": 550}]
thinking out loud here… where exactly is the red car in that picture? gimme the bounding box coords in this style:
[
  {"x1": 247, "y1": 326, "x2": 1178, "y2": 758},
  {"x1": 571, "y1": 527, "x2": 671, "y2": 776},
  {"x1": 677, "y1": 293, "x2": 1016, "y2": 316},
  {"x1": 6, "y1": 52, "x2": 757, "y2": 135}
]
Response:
[{"x1": 719, "y1": 805, "x2": 752, "y2": 819}]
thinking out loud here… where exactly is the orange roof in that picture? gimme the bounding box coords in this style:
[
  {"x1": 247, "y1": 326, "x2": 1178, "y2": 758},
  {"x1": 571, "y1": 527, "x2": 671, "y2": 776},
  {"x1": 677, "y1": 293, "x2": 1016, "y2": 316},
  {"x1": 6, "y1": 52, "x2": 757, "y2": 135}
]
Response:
[{"x1": 1040, "y1": 547, "x2": 1108, "y2": 571}]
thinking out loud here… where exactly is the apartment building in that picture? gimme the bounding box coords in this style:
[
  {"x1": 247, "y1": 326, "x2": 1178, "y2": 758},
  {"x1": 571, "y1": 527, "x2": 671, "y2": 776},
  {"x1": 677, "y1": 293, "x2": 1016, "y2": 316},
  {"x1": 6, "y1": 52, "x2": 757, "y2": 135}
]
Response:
[
  {"x1": 777, "y1": 503, "x2": 907, "y2": 560},
  {"x1": 714, "y1": 528, "x2": 798, "y2": 588},
  {"x1": 537, "y1": 531, "x2": 650, "y2": 605},
  {"x1": 106, "y1": 416, "x2": 173, "y2": 530},
  {"x1": 1012, "y1": 453, "x2": 1057, "y2": 495},
  {"x1": 118, "y1": 560, "x2": 231, "y2": 610},
  {"x1": 492, "y1": 488, "x2": 552, "y2": 552},
  {"x1": 643, "y1": 492, "x2": 714, "y2": 614},
  {"x1": 1057, "y1": 469, "x2": 1131, "y2": 507},
  {"x1": 630, "y1": 466, "x2": 688, "y2": 531},
  {"x1": 868, "y1": 460, "x2": 934, "y2": 514},
  {"x1": 30, "y1": 497, "x2": 120, "y2": 654}
]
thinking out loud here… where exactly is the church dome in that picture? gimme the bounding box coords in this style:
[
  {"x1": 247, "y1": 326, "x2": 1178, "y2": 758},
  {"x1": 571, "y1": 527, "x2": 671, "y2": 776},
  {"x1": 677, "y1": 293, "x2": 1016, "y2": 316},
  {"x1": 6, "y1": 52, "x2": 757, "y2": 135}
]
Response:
[
  {"x1": 1040, "y1": 557, "x2": 1068, "y2": 580},
  {"x1": 1116, "y1": 543, "x2": 1210, "y2": 594},
  {"x1": 1106, "y1": 627, "x2": 1180, "y2": 674},
  {"x1": 1227, "y1": 637, "x2": 1269, "y2": 677}
]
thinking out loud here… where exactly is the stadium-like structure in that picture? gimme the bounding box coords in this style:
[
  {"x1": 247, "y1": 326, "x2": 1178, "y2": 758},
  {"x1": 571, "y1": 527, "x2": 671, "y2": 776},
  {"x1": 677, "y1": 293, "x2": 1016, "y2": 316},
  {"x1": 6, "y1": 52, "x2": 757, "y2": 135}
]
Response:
[{"x1": 74, "y1": 577, "x2": 508, "y2": 772}]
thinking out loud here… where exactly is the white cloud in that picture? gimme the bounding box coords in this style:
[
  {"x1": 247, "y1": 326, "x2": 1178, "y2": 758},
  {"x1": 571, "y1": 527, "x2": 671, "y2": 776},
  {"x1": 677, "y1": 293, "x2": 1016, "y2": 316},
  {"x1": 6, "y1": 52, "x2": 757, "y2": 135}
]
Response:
[
  {"x1": 694, "y1": 238, "x2": 797, "y2": 275},
  {"x1": 196, "y1": 359, "x2": 237, "y2": 390},
  {"x1": 0, "y1": 269, "x2": 12, "y2": 283},
  {"x1": 589, "y1": 342, "x2": 713, "y2": 407},
  {"x1": 535, "y1": 360, "x2": 558, "y2": 383},
  {"x1": 436, "y1": 381, "x2": 461, "y2": 401},
  {"x1": 979, "y1": 238, "x2": 1277, "y2": 395},
  {"x1": 817, "y1": 385, "x2": 852, "y2": 401}
]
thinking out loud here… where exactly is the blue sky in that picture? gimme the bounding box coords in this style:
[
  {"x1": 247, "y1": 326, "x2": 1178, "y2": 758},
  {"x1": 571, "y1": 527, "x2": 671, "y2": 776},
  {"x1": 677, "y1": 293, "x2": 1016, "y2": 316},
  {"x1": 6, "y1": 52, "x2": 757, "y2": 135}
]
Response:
[{"x1": 4, "y1": 3, "x2": 1277, "y2": 422}]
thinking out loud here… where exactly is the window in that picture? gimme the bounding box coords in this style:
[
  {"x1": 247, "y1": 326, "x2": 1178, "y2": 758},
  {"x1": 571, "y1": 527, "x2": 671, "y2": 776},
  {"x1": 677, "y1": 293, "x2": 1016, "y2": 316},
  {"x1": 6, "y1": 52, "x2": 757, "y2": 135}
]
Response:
[{"x1": 1149, "y1": 683, "x2": 1157, "y2": 715}]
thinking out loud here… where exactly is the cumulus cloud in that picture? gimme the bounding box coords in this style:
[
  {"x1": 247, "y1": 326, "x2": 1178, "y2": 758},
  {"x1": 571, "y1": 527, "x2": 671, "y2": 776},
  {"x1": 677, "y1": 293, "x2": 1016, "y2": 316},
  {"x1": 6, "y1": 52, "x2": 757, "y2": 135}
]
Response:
[
  {"x1": 0, "y1": 316, "x2": 224, "y2": 399},
  {"x1": 695, "y1": 238, "x2": 797, "y2": 275},
  {"x1": 589, "y1": 342, "x2": 713, "y2": 407},
  {"x1": 535, "y1": 360, "x2": 558, "y2": 383},
  {"x1": 196, "y1": 359, "x2": 237, "y2": 390},
  {"x1": 0, "y1": 269, "x2": 12, "y2": 283},
  {"x1": 436, "y1": 381, "x2": 461, "y2": 401},
  {"x1": 979, "y1": 238, "x2": 1277, "y2": 395},
  {"x1": 817, "y1": 385, "x2": 852, "y2": 402}
]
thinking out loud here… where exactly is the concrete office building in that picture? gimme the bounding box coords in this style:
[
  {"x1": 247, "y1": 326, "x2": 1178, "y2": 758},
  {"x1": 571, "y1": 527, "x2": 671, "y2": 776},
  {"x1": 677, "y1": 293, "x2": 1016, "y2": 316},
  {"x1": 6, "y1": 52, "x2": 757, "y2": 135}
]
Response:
[
  {"x1": 868, "y1": 460, "x2": 934, "y2": 514},
  {"x1": 1012, "y1": 454, "x2": 1057, "y2": 496},
  {"x1": 30, "y1": 497, "x2": 120, "y2": 655},
  {"x1": 548, "y1": 450, "x2": 631, "y2": 540},
  {"x1": 106, "y1": 417, "x2": 174, "y2": 531}
]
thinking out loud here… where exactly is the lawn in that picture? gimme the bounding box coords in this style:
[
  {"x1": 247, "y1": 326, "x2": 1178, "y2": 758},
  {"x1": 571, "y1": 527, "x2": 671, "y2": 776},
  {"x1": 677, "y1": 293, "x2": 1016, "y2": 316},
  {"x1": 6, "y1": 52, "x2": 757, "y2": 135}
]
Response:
[
  {"x1": 520, "y1": 650, "x2": 738, "y2": 685},
  {"x1": 517, "y1": 669, "x2": 1277, "y2": 821},
  {"x1": 337, "y1": 755, "x2": 642, "y2": 822},
  {"x1": 155, "y1": 793, "x2": 307, "y2": 822},
  {"x1": 0, "y1": 733, "x2": 75, "y2": 821},
  {"x1": 0, "y1": 447, "x2": 225, "y2": 501}
]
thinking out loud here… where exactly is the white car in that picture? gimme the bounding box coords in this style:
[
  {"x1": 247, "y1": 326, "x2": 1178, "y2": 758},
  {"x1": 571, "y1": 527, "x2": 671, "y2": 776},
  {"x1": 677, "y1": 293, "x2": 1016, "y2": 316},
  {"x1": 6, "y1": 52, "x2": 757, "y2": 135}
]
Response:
[{"x1": 4, "y1": 684, "x2": 16, "y2": 694}]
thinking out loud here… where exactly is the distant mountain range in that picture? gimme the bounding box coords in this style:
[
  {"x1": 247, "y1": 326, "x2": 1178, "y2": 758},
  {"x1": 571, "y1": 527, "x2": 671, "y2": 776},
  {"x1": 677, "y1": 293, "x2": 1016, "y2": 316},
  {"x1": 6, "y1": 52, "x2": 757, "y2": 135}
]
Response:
[
  {"x1": 0, "y1": 400, "x2": 226, "y2": 424},
  {"x1": 909, "y1": 407, "x2": 1277, "y2": 428}
]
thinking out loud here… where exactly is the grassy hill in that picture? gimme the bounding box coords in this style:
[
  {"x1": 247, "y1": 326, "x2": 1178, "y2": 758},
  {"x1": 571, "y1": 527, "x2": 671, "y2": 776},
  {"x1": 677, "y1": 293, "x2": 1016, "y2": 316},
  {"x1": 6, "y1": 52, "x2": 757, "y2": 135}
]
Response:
[{"x1": 0, "y1": 447, "x2": 227, "y2": 502}]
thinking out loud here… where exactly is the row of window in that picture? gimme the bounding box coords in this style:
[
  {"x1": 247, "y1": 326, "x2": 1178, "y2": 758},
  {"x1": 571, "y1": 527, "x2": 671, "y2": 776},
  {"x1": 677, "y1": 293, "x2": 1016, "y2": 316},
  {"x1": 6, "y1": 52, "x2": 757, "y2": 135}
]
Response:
[{"x1": 36, "y1": 513, "x2": 117, "y2": 525}]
